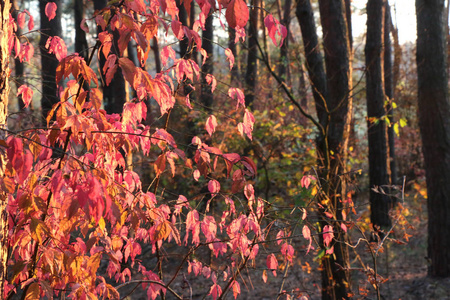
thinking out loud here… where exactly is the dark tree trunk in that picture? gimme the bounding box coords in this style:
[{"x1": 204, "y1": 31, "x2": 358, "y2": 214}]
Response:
[
  {"x1": 11, "y1": 0, "x2": 24, "y2": 110},
  {"x1": 178, "y1": 0, "x2": 190, "y2": 59},
  {"x1": 295, "y1": 0, "x2": 328, "y2": 127},
  {"x1": 74, "y1": 0, "x2": 88, "y2": 60},
  {"x1": 416, "y1": 0, "x2": 450, "y2": 277},
  {"x1": 94, "y1": 0, "x2": 126, "y2": 114},
  {"x1": 366, "y1": 0, "x2": 391, "y2": 229},
  {"x1": 228, "y1": 27, "x2": 240, "y2": 84},
  {"x1": 245, "y1": 0, "x2": 259, "y2": 108},
  {"x1": 278, "y1": 0, "x2": 291, "y2": 80},
  {"x1": 201, "y1": 11, "x2": 214, "y2": 110},
  {"x1": 297, "y1": 0, "x2": 353, "y2": 298},
  {"x1": 152, "y1": 37, "x2": 162, "y2": 73},
  {"x1": 384, "y1": 1, "x2": 398, "y2": 186},
  {"x1": 391, "y1": 17, "x2": 401, "y2": 98},
  {"x1": 0, "y1": 1, "x2": 11, "y2": 297},
  {"x1": 40, "y1": 0, "x2": 62, "y2": 122},
  {"x1": 317, "y1": 0, "x2": 353, "y2": 297}
]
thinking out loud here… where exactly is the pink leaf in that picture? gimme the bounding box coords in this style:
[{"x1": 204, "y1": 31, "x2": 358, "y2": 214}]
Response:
[
  {"x1": 323, "y1": 225, "x2": 334, "y2": 248},
  {"x1": 208, "y1": 179, "x2": 220, "y2": 195},
  {"x1": 17, "y1": 12, "x2": 26, "y2": 29},
  {"x1": 193, "y1": 169, "x2": 200, "y2": 181},
  {"x1": 161, "y1": 45, "x2": 176, "y2": 66},
  {"x1": 341, "y1": 223, "x2": 348, "y2": 233},
  {"x1": 17, "y1": 85, "x2": 33, "y2": 108},
  {"x1": 45, "y1": 36, "x2": 67, "y2": 61},
  {"x1": 45, "y1": 2, "x2": 57, "y2": 21},
  {"x1": 208, "y1": 283, "x2": 222, "y2": 300},
  {"x1": 301, "y1": 175, "x2": 316, "y2": 189},
  {"x1": 281, "y1": 243, "x2": 294, "y2": 262},
  {"x1": 205, "y1": 74, "x2": 217, "y2": 93},
  {"x1": 302, "y1": 225, "x2": 312, "y2": 254},
  {"x1": 205, "y1": 115, "x2": 218, "y2": 136},
  {"x1": 80, "y1": 18, "x2": 89, "y2": 33},
  {"x1": 231, "y1": 280, "x2": 241, "y2": 299},
  {"x1": 225, "y1": 0, "x2": 249, "y2": 28},
  {"x1": 266, "y1": 253, "x2": 278, "y2": 276},
  {"x1": 228, "y1": 87, "x2": 245, "y2": 109},
  {"x1": 27, "y1": 13, "x2": 34, "y2": 30},
  {"x1": 264, "y1": 14, "x2": 288, "y2": 47},
  {"x1": 225, "y1": 48, "x2": 235, "y2": 70}
]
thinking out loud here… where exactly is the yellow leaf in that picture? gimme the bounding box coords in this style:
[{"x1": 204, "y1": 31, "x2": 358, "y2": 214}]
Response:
[
  {"x1": 154, "y1": 221, "x2": 172, "y2": 241},
  {"x1": 25, "y1": 282, "x2": 40, "y2": 300}
]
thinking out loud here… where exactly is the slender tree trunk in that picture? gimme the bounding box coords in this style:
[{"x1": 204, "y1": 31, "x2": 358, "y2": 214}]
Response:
[
  {"x1": 245, "y1": 0, "x2": 259, "y2": 108},
  {"x1": 366, "y1": 0, "x2": 391, "y2": 230},
  {"x1": 391, "y1": 15, "x2": 401, "y2": 99},
  {"x1": 297, "y1": 0, "x2": 352, "y2": 298},
  {"x1": 278, "y1": 0, "x2": 292, "y2": 81},
  {"x1": 12, "y1": 0, "x2": 24, "y2": 110},
  {"x1": 201, "y1": 11, "x2": 214, "y2": 110},
  {"x1": 94, "y1": 0, "x2": 126, "y2": 114},
  {"x1": 416, "y1": 0, "x2": 450, "y2": 277},
  {"x1": 74, "y1": 0, "x2": 88, "y2": 60},
  {"x1": 0, "y1": 1, "x2": 11, "y2": 297},
  {"x1": 318, "y1": 1, "x2": 353, "y2": 298},
  {"x1": 384, "y1": 1, "x2": 398, "y2": 186},
  {"x1": 228, "y1": 27, "x2": 240, "y2": 84},
  {"x1": 40, "y1": 0, "x2": 62, "y2": 122},
  {"x1": 295, "y1": 0, "x2": 328, "y2": 127},
  {"x1": 152, "y1": 37, "x2": 162, "y2": 73}
]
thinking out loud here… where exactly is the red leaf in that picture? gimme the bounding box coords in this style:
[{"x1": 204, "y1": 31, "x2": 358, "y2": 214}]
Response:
[
  {"x1": 264, "y1": 14, "x2": 288, "y2": 47},
  {"x1": 225, "y1": 0, "x2": 249, "y2": 29},
  {"x1": 228, "y1": 87, "x2": 245, "y2": 109},
  {"x1": 205, "y1": 74, "x2": 217, "y2": 93},
  {"x1": 118, "y1": 57, "x2": 136, "y2": 87},
  {"x1": 225, "y1": 48, "x2": 234, "y2": 70},
  {"x1": 45, "y1": 2, "x2": 57, "y2": 21},
  {"x1": 323, "y1": 225, "x2": 334, "y2": 248},
  {"x1": 205, "y1": 115, "x2": 218, "y2": 136},
  {"x1": 17, "y1": 85, "x2": 33, "y2": 108},
  {"x1": 266, "y1": 253, "x2": 278, "y2": 276},
  {"x1": 208, "y1": 283, "x2": 222, "y2": 300},
  {"x1": 45, "y1": 36, "x2": 67, "y2": 61},
  {"x1": 302, "y1": 225, "x2": 312, "y2": 254},
  {"x1": 17, "y1": 12, "x2": 26, "y2": 29},
  {"x1": 231, "y1": 280, "x2": 241, "y2": 299},
  {"x1": 27, "y1": 13, "x2": 34, "y2": 31},
  {"x1": 208, "y1": 179, "x2": 220, "y2": 195},
  {"x1": 161, "y1": 46, "x2": 176, "y2": 66}
]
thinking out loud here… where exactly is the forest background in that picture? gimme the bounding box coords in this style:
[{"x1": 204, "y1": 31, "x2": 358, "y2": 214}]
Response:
[{"x1": 0, "y1": 0, "x2": 449, "y2": 299}]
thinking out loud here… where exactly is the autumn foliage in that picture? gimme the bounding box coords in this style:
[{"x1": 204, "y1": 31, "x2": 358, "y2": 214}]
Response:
[{"x1": 0, "y1": 0, "x2": 301, "y2": 299}]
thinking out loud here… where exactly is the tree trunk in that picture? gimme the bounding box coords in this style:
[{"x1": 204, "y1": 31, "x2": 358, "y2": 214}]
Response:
[
  {"x1": 11, "y1": 0, "x2": 24, "y2": 110},
  {"x1": 416, "y1": 0, "x2": 450, "y2": 277},
  {"x1": 0, "y1": 1, "x2": 11, "y2": 297},
  {"x1": 278, "y1": 0, "x2": 291, "y2": 81},
  {"x1": 295, "y1": 0, "x2": 328, "y2": 127},
  {"x1": 94, "y1": 0, "x2": 126, "y2": 114},
  {"x1": 366, "y1": 0, "x2": 391, "y2": 230},
  {"x1": 297, "y1": 0, "x2": 353, "y2": 298},
  {"x1": 201, "y1": 11, "x2": 214, "y2": 110},
  {"x1": 228, "y1": 27, "x2": 240, "y2": 84},
  {"x1": 40, "y1": 0, "x2": 62, "y2": 122},
  {"x1": 384, "y1": 1, "x2": 398, "y2": 187},
  {"x1": 74, "y1": 0, "x2": 88, "y2": 60},
  {"x1": 245, "y1": 0, "x2": 259, "y2": 108}
]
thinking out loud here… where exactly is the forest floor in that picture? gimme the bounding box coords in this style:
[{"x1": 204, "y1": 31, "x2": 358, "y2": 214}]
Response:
[{"x1": 119, "y1": 187, "x2": 450, "y2": 300}]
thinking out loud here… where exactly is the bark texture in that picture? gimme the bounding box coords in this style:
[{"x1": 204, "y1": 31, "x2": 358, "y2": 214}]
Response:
[
  {"x1": 40, "y1": 0, "x2": 62, "y2": 122},
  {"x1": 297, "y1": 0, "x2": 353, "y2": 298},
  {"x1": 94, "y1": 0, "x2": 126, "y2": 114},
  {"x1": 0, "y1": 1, "x2": 11, "y2": 296},
  {"x1": 201, "y1": 11, "x2": 214, "y2": 110},
  {"x1": 416, "y1": 0, "x2": 450, "y2": 277},
  {"x1": 245, "y1": 0, "x2": 259, "y2": 108},
  {"x1": 366, "y1": 0, "x2": 391, "y2": 229}
]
